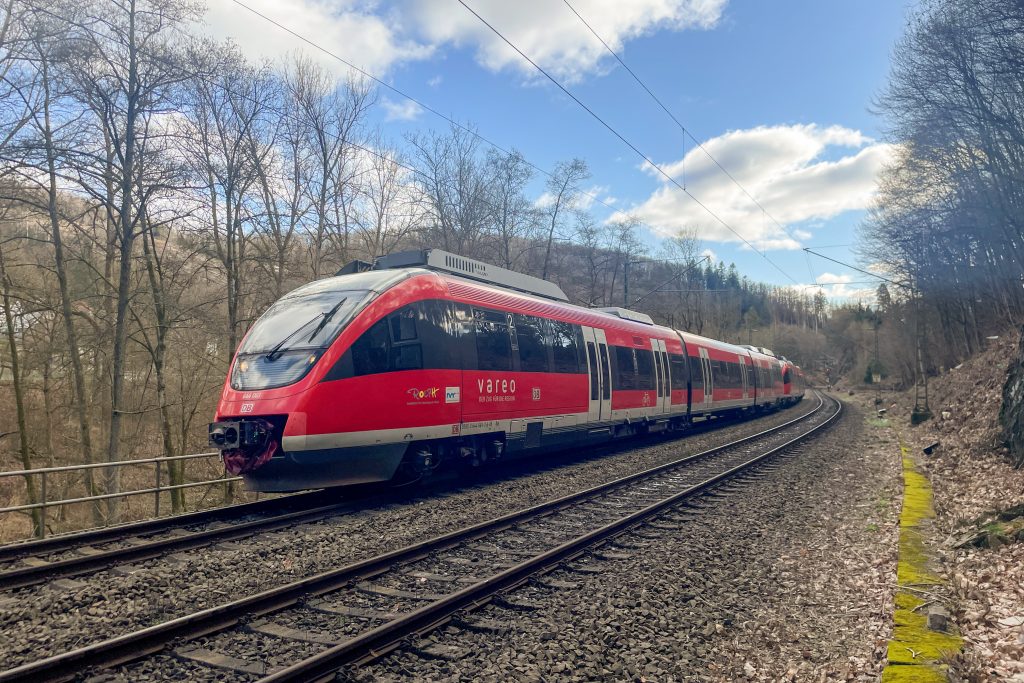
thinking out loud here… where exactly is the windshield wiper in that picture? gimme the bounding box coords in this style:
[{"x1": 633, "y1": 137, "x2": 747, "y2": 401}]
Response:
[
  {"x1": 305, "y1": 298, "x2": 347, "y2": 344},
  {"x1": 263, "y1": 298, "x2": 347, "y2": 362}
]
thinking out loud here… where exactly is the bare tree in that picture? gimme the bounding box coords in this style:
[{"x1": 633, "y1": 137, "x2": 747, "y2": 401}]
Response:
[
  {"x1": 0, "y1": 216, "x2": 41, "y2": 535},
  {"x1": 408, "y1": 124, "x2": 493, "y2": 257},
  {"x1": 63, "y1": 0, "x2": 198, "y2": 520},
  {"x1": 484, "y1": 148, "x2": 534, "y2": 269},
  {"x1": 180, "y1": 42, "x2": 269, "y2": 353},
  {"x1": 355, "y1": 134, "x2": 420, "y2": 259},
  {"x1": 283, "y1": 56, "x2": 373, "y2": 277},
  {"x1": 540, "y1": 158, "x2": 588, "y2": 280}
]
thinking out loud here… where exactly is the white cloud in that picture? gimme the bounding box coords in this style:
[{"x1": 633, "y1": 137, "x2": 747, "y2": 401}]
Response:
[
  {"x1": 701, "y1": 247, "x2": 717, "y2": 262},
  {"x1": 400, "y1": 0, "x2": 727, "y2": 83},
  {"x1": 198, "y1": 0, "x2": 432, "y2": 78},
  {"x1": 427, "y1": 75, "x2": 443, "y2": 87},
  {"x1": 575, "y1": 184, "x2": 615, "y2": 210},
  {"x1": 381, "y1": 97, "x2": 424, "y2": 121},
  {"x1": 626, "y1": 123, "x2": 896, "y2": 250},
  {"x1": 790, "y1": 273, "x2": 879, "y2": 302},
  {"x1": 196, "y1": 0, "x2": 724, "y2": 85}
]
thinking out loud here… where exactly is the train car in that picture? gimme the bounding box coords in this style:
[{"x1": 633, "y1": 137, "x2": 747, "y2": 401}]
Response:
[
  {"x1": 781, "y1": 359, "x2": 806, "y2": 405},
  {"x1": 208, "y1": 249, "x2": 803, "y2": 491}
]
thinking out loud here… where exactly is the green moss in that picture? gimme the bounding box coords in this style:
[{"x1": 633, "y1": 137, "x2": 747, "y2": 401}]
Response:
[
  {"x1": 882, "y1": 441, "x2": 963, "y2": 678},
  {"x1": 881, "y1": 665, "x2": 947, "y2": 682}
]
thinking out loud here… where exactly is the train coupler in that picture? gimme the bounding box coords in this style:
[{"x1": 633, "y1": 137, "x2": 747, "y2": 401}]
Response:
[{"x1": 209, "y1": 418, "x2": 278, "y2": 474}]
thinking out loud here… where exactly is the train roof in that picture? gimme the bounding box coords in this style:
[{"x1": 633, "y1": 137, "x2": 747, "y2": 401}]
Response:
[
  {"x1": 285, "y1": 269, "x2": 415, "y2": 298},
  {"x1": 321, "y1": 251, "x2": 798, "y2": 365},
  {"x1": 374, "y1": 249, "x2": 569, "y2": 302}
]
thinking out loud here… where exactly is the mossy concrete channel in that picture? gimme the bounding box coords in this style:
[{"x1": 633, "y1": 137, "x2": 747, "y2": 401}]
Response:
[{"x1": 881, "y1": 437, "x2": 963, "y2": 681}]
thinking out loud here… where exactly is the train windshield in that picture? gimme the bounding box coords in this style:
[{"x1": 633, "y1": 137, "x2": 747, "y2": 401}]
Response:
[
  {"x1": 238, "y1": 290, "x2": 369, "y2": 355},
  {"x1": 230, "y1": 289, "x2": 369, "y2": 391}
]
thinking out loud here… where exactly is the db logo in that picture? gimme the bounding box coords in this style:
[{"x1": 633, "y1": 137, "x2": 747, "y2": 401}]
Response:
[
  {"x1": 240, "y1": 403, "x2": 254, "y2": 413},
  {"x1": 532, "y1": 387, "x2": 541, "y2": 401},
  {"x1": 641, "y1": 393, "x2": 651, "y2": 406}
]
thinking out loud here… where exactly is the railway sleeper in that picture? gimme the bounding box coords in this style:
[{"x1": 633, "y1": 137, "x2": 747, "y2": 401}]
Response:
[
  {"x1": 174, "y1": 647, "x2": 268, "y2": 676},
  {"x1": 245, "y1": 620, "x2": 340, "y2": 646}
]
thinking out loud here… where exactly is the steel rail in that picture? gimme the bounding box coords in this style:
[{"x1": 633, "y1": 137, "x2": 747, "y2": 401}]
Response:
[
  {"x1": 0, "y1": 498, "x2": 358, "y2": 591},
  {"x1": 264, "y1": 393, "x2": 841, "y2": 682},
  {"x1": 0, "y1": 393, "x2": 827, "y2": 683},
  {"x1": 0, "y1": 489, "x2": 326, "y2": 565}
]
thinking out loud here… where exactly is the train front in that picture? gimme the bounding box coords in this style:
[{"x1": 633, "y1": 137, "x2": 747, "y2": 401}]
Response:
[{"x1": 207, "y1": 273, "x2": 404, "y2": 491}]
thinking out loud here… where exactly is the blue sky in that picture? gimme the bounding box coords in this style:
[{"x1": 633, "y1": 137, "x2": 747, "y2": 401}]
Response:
[{"x1": 202, "y1": 0, "x2": 914, "y2": 301}]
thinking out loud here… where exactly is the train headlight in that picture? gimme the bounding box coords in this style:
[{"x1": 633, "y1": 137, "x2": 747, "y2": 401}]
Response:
[{"x1": 230, "y1": 350, "x2": 323, "y2": 390}]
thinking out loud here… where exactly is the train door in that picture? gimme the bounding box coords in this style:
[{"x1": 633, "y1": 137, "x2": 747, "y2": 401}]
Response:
[
  {"x1": 652, "y1": 338, "x2": 672, "y2": 415},
  {"x1": 581, "y1": 327, "x2": 611, "y2": 423},
  {"x1": 698, "y1": 347, "x2": 714, "y2": 411},
  {"x1": 739, "y1": 355, "x2": 749, "y2": 401},
  {"x1": 744, "y1": 353, "x2": 757, "y2": 403}
]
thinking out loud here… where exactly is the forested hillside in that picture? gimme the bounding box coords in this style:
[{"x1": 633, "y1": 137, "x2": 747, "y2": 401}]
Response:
[{"x1": 853, "y1": 0, "x2": 1024, "y2": 392}]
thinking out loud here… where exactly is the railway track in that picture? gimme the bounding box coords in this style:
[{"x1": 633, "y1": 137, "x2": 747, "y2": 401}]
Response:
[
  {"x1": 0, "y1": 392, "x2": 838, "y2": 683},
  {"x1": 0, "y1": 401, "x2": 808, "y2": 592},
  {"x1": 0, "y1": 490, "x2": 355, "y2": 592}
]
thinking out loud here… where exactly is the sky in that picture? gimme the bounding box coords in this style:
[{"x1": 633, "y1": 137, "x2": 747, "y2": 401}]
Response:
[{"x1": 197, "y1": 0, "x2": 915, "y2": 303}]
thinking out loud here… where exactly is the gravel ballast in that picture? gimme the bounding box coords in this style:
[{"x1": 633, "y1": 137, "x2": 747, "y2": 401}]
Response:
[
  {"x1": 347, "y1": 399, "x2": 901, "y2": 682},
  {"x1": 0, "y1": 403, "x2": 818, "y2": 668}
]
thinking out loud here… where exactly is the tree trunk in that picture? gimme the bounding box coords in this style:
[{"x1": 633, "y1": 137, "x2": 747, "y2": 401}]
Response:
[
  {"x1": 40, "y1": 58, "x2": 101, "y2": 523},
  {"x1": 1000, "y1": 326, "x2": 1024, "y2": 468},
  {"x1": 0, "y1": 241, "x2": 42, "y2": 537},
  {"x1": 104, "y1": 0, "x2": 141, "y2": 523},
  {"x1": 140, "y1": 214, "x2": 185, "y2": 512}
]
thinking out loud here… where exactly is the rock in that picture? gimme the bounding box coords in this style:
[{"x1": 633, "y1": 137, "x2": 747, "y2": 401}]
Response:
[{"x1": 927, "y1": 605, "x2": 950, "y2": 632}]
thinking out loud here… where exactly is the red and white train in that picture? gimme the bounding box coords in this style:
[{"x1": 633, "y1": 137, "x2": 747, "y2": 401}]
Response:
[{"x1": 209, "y1": 249, "x2": 805, "y2": 491}]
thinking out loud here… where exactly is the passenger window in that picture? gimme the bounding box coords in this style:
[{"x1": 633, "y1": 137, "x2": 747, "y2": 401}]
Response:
[
  {"x1": 351, "y1": 317, "x2": 390, "y2": 376},
  {"x1": 635, "y1": 349, "x2": 655, "y2": 391},
  {"x1": 669, "y1": 353, "x2": 688, "y2": 391},
  {"x1": 390, "y1": 309, "x2": 417, "y2": 341},
  {"x1": 390, "y1": 344, "x2": 422, "y2": 371},
  {"x1": 614, "y1": 346, "x2": 637, "y2": 390},
  {"x1": 475, "y1": 308, "x2": 514, "y2": 372},
  {"x1": 689, "y1": 355, "x2": 704, "y2": 392},
  {"x1": 515, "y1": 314, "x2": 551, "y2": 373},
  {"x1": 550, "y1": 321, "x2": 582, "y2": 373}
]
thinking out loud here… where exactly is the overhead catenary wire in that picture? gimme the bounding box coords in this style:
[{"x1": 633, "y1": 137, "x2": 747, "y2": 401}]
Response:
[
  {"x1": 21, "y1": 0, "x2": 659, "y2": 262},
  {"x1": 559, "y1": 0, "x2": 802, "y2": 249},
  {"x1": 457, "y1": 0, "x2": 800, "y2": 286},
  {"x1": 47, "y1": 0, "x2": 808, "y2": 294},
  {"x1": 802, "y1": 248, "x2": 906, "y2": 289},
  {"x1": 226, "y1": 0, "x2": 644, "y2": 231}
]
